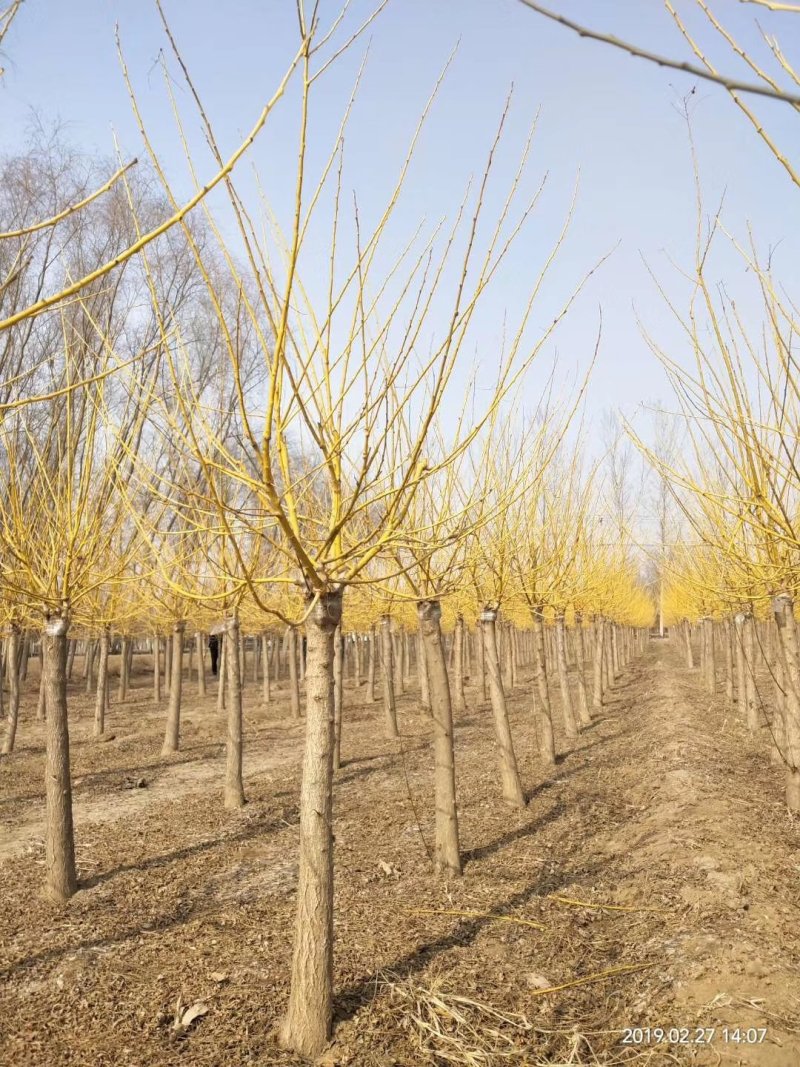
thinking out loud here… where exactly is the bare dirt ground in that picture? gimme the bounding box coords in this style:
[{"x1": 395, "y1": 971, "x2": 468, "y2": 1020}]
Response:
[{"x1": 1, "y1": 639, "x2": 799, "y2": 1066}]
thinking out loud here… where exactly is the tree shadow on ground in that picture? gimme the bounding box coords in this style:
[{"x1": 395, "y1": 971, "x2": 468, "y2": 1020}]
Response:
[
  {"x1": 461, "y1": 800, "x2": 566, "y2": 865},
  {"x1": 523, "y1": 764, "x2": 587, "y2": 804},
  {"x1": 2, "y1": 807, "x2": 303, "y2": 983},
  {"x1": 0, "y1": 899, "x2": 198, "y2": 983},
  {"x1": 337, "y1": 742, "x2": 429, "y2": 786},
  {"x1": 332, "y1": 853, "x2": 607, "y2": 1026},
  {"x1": 80, "y1": 808, "x2": 301, "y2": 890}
]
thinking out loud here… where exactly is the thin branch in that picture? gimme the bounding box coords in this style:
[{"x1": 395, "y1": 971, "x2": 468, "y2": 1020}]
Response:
[{"x1": 516, "y1": 0, "x2": 800, "y2": 105}]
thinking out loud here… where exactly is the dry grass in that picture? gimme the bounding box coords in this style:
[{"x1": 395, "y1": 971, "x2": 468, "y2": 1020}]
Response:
[{"x1": 382, "y1": 973, "x2": 672, "y2": 1066}]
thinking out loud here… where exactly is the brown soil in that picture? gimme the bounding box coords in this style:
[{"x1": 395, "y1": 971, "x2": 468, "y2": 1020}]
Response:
[{"x1": 1, "y1": 641, "x2": 798, "y2": 1065}]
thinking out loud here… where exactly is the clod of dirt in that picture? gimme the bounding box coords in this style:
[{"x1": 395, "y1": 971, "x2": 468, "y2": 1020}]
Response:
[{"x1": 122, "y1": 776, "x2": 148, "y2": 789}]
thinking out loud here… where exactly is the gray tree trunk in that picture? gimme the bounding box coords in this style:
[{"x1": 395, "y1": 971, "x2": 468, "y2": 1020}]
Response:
[
  {"x1": 555, "y1": 613, "x2": 579, "y2": 740},
  {"x1": 772, "y1": 595, "x2": 800, "y2": 810},
  {"x1": 573, "y1": 616, "x2": 591, "y2": 727},
  {"x1": 481, "y1": 609, "x2": 526, "y2": 807},
  {"x1": 452, "y1": 614, "x2": 467, "y2": 713},
  {"x1": 366, "y1": 627, "x2": 376, "y2": 703},
  {"x1": 417, "y1": 600, "x2": 461, "y2": 875},
  {"x1": 2, "y1": 626, "x2": 21, "y2": 754},
  {"x1": 381, "y1": 615, "x2": 398, "y2": 736},
  {"x1": 592, "y1": 616, "x2": 605, "y2": 712},
  {"x1": 333, "y1": 623, "x2": 344, "y2": 770},
  {"x1": 94, "y1": 628, "x2": 110, "y2": 737},
  {"x1": 224, "y1": 616, "x2": 245, "y2": 809},
  {"x1": 118, "y1": 636, "x2": 130, "y2": 702},
  {"x1": 197, "y1": 632, "x2": 206, "y2": 697},
  {"x1": 288, "y1": 627, "x2": 301, "y2": 719},
  {"x1": 744, "y1": 613, "x2": 759, "y2": 732},
  {"x1": 43, "y1": 615, "x2": 77, "y2": 901},
  {"x1": 153, "y1": 634, "x2": 161, "y2": 703},
  {"x1": 217, "y1": 633, "x2": 227, "y2": 713},
  {"x1": 262, "y1": 632, "x2": 271, "y2": 705},
  {"x1": 279, "y1": 590, "x2": 342, "y2": 1059},
  {"x1": 161, "y1": 621, "x2": 186, "y2": 754},
  {"x1": 703, "y1": 617, "x2": 716, "y2": 694}
]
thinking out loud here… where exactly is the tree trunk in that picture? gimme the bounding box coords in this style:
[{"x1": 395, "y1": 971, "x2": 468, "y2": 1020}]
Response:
[
  {"x1": 743, "y1": 613, "x2": 759, "y2": 733},
  {"x1": 772, "y1": 594, "x2": 800, "y2": 810},
  {"x1": 94, "y1": 628, "x2": 110, "y2": 737},
  {"x1": 555, "y1": 613, "x2": 579, "y2": 739},
  {"x1": 531, "y1": 609, "x2": 555, "y2": 750},
  {"x1": 734, "y1": 614, "x2": 746, "y2": 720},
  {"x1": 770, "y1": 616, "x2": 787, "y2": 767},
  {"x1": 262, "y1": 632, "x2": 271, "y2": 705},
  {"x1": 481, "y1": 609, "x2": 526, "y2": 807},
  {"x1": 197, "y1": 632, "x2": 206, "y2": 697},
  {"x1": 118, "y1": 636, "x2": 129, "y2": 702},
  {"x1": 477, "y1": 620, "x2": 487, "y2": 702},
  {"x1": 703, "y1": 617, "x2": 715, "y2": 694},
  {"x1": 279, "y1": 590, "x2": 342, "y2": 1059},
  {"x1": 573, "y1": 616, "x2": 591, "y2": 727},
  {"x1": 592, "y1": 616, "x2": 605, "y2": 712},
  {"x1": 333, "y1": 623, "x2": 344, "y2": 771},
  {"x1": 2, "y1": 626, "x2": 21, "y2": 754},
  {"x1": 416, "y1": 631, "x2": 430, "y2": 710},
  {"x1": 238, "y1": 628, "x2": 246, "y2": 691},
  {"x1": 288, "y1": 627, "x2": 301, "y2": 719},
  {"x1": 271, "y1": 633, "x2": 279, "y2": 684},
  {"x1": 224, "y1": 616, "x2": 245, "y2": 809},
  {"x1": 417, "y1": 600, "x2": 462, "y2": 875},
  {"x1": 353, "y1": 633, "x2": 362, "y2": 689},
  {"x1": 724, "y1": 618, "x2": 734, "y2": 707},
  {"x1": 603, "y1": 621, "x2": 613, "y2": 690},
  {"x1": 164, "y1": 633, "x2": 172, "y2": 697},
  {"x1": 83, "y1": 639, "x2": 95, "y2": 693},
  {"x1": 452, "y1": 614, "x2": 467, "y2": 713},
  {"x1": 43, "y1": 615, "x2": 77, "y2": 901},
  {"x1": 395, "y1": 625, "x2": 405, "y2": 695},
  {"x1": 684, "y1": 620, "x2": 694, "y2": 669},
  {"x1": 217, "y1": 633, "x2": 227, "y2": 713},
  {"x1": 153, "y1": 634, "x2": 161, "y2": 703},
  {"x1": 381, "y1": 615, "x2": 399, "y2": 737},
  {"x1": 366, "y1": 627, "x2": 376, "y2": 703},
  {"x1": 19, "y1": 627, "x2": 30, "y2": 678},
  {"x1": 161, "y1": 621, "x2": 186, "y2": 755}
]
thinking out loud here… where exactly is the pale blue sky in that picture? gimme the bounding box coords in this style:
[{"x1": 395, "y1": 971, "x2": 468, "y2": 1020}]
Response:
[{"x1": 2, "y1": 0, "x2": 799, "y2": 435}]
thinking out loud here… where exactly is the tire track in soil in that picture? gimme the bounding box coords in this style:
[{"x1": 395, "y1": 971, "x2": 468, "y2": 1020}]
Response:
[{"x1": 588, "y1": 638, "x2": 800, "y2": 1066}]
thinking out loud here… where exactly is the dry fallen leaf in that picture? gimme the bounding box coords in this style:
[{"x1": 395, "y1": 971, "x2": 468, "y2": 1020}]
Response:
[{"x1": 172, "y1": 999, "x2": 209, "y2": 1031}]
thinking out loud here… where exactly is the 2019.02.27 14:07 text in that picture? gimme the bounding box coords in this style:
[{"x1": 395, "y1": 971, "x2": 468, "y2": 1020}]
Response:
[{"x1": 621, "y1": 1027, "x2": 768, "y2": 1046}]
